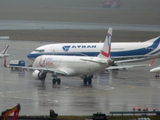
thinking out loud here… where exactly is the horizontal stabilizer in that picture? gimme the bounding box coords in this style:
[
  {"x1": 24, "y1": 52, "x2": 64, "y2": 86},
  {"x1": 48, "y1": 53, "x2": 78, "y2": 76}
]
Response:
[
  {"x1": 114, "y1": 58, "x2": 146, "y2": 64},
  {"x1": 3, "y1": 54, "x2": 10, "y2": 57}
]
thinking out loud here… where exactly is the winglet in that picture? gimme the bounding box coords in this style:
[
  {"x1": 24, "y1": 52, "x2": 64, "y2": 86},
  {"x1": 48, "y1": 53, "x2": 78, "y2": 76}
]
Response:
[
  {"x1": 98, "y1": 28, "x2": 112, "y2": 58},
  {"x1": 144, "y1": 36, "x2": 160, "y2": 43},
  {"x1": 148, "y1": 56, "x2": 156, "y2": 66}
]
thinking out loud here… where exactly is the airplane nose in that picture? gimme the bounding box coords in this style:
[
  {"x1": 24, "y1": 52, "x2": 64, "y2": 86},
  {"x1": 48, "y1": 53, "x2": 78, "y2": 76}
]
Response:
[
  {"x1": 27, "y1": 53, "x2": 40, "y2": 59},
  {"x1": 27, "y1": 53, "x2": 32, "y2": 59}
]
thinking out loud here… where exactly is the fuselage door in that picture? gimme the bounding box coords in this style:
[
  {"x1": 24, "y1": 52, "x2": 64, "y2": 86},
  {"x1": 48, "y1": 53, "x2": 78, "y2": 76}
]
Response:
[{"x1": 51, "y1": 46, "x2": 56, "y2": 53}]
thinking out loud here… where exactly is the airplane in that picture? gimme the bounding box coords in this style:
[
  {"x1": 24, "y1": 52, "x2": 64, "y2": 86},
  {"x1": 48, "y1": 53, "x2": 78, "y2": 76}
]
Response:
[
  {"x1": 106, "y1": 56, "x2": 156, "y2": 70},
  {"x1": 150, "y1": 65, "x2": 160, "y2": 77},
  {"x1": 27, "y1": 36, "x2": 160, "y2": 64},
  {"x1": 23, "y1": 28, "x2": 114, "y2": 85},
  {"x1": 0, "y1": 45, "x2": 9, "y2": 59}
]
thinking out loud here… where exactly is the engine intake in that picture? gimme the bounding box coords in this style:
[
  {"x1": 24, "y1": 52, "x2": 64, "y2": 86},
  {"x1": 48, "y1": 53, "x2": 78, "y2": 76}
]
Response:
[{"x1": 32, "y1": 70, "x2": 46, "y2": 80}]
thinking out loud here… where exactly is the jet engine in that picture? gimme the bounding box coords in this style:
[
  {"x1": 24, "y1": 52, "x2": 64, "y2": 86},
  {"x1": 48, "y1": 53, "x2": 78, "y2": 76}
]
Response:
[
  {"x1": 32, "y1": 70, "x2": 46, "y2": 80},
  {"x1": 107, "y1": 58, "x2": 114, "y2": 66}
]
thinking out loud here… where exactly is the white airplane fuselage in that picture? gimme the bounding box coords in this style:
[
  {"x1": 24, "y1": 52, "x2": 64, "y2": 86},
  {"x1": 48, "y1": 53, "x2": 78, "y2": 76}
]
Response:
[
  {"x1": 33, "y1": 55, "x2": 113, "y2": 76},
  {"x1": 28, "y1": 36, "x2": 160, "y2": 61}
]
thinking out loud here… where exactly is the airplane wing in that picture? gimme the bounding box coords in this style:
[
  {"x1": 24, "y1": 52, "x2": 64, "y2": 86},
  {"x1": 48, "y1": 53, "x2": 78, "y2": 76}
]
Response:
[
  {"x1": 106, "y1": 64, "x2": 150, "y2": 70},
  {"x1": 107, "y1": 57, "x2": 156, "y2": 70},
  {"x1": 113, "y1": 55, "x2": 157, "y2": 64},
  {"x1": 114, "y1": 58, "x2": 146, "y2": 64},
  {"x1": 23, "y1": 67, "x2": 68, "y2": 75},
  {"x1": 10, "y1": 66, "x2": 25, "y2": 68}
]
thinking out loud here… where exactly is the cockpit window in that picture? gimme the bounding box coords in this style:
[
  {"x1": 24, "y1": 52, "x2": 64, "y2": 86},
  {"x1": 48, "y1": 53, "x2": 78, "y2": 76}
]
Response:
[{"x1": 34, "y1": 49, "x2": 45, "y2": 52}]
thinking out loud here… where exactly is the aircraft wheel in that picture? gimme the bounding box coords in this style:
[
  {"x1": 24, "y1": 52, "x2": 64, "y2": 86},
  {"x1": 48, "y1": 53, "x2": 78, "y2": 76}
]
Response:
[
  {"x1": 39, "y1": 72, "x2": 46, "y2": 81},
  {"x1": 52, "y1": 78, "x2": 57, "y2": 84},
  {"x1": 57, "y1": 78, "x2": 61, "y2": 85},
  {"x1": 88, "y1": 79, "x2": 92, "y2": 84},
  {"x1": 83, "y1": 78, "x2": 87, "y2": 85},
  {"x1": 88, "y1": 75, "x2": 93, "y2": 79},
  {"x1": 155, "y1": 74, "x2": 159, "y2": 77}
]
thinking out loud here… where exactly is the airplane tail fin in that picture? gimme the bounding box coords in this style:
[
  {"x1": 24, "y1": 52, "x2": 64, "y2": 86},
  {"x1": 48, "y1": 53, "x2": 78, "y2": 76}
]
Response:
[
  {"x1": 1, "y1": 45, "x2": 9, "y2": 57},
  {"x1": 1, "y1": 45, "x2": 9, "y2": 54},
  {"x1": 97, "y1": 28, "x2": 112, "y2": 59},
  {"x1": 144, "y1": 36, "x2": 160, "y2": 43},
  {"x1": 149, "y1": 56, "x2": 156, "y2": 66}
]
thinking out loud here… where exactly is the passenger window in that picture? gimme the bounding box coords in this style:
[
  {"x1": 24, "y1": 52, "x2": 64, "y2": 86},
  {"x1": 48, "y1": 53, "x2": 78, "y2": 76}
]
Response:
[{"x1": 34, "y1": 49, "x2": 45, "y2": 52}]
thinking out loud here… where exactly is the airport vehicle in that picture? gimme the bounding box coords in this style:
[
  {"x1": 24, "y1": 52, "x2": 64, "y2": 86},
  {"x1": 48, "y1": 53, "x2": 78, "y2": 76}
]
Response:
[
  {"x1": 150, "y1": 65, "x2": 160, "y2": 77},
  {"x1": 99, "y1": 0, "x2": 122, "y2": 8},
  {"x1": 23, "y1": 28, "x2": 114, "y2": 85},
  {"x1": 9, "y1": 60, "x2": 25, "y2": 70},
  {"x1": 28, "y1": 36, "x2": 160, "y2": 64},
  {"x1": 1, "y1": 103, "x2": 21, "y2": 120},
  {"x1": 0, "y1": 45, "x2": 9, "y2": 59},
  {"x1": 3, "y1": 58, "x2": 25, "y2": 70}
]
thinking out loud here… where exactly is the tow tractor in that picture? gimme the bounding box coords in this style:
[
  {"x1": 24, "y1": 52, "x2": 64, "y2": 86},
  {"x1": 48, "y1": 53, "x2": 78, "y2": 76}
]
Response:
[{"x1": 1, "y1": 103, "x2": 21, "y2": 120}]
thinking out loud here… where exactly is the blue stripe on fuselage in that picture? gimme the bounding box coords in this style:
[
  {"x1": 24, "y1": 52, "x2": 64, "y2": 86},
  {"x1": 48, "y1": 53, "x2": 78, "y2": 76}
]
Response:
[
  {"x1": 111, "y1": 39, "x2": 159, "y2": 56},
  {"x1": 27, "y1": 48, "x2": 158, "y2": 59}
]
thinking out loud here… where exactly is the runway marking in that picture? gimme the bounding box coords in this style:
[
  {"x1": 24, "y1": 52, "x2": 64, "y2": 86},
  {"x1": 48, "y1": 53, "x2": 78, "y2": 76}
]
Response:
[
  {"x1": 105, "y1": 87, "x2": 114, "y2": 90},
  {"x1": 93, "y1": 84, "x2": 114, "y2": 91},
  {"x1": 63, "y1": 86, "x2": 70, "y2": 89},
  {"x1": 110, "y1": 84, "x2": 136, "y2": 89},
  {"x1": 0, "y1": 91, "x2": 14, "y2": 94}
]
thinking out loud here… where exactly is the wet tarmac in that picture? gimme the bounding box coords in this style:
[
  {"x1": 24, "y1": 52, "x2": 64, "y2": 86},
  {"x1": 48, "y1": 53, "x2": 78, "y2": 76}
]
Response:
[{"x1": 0, "y1": 40, "x2": 160, "y2": 116}]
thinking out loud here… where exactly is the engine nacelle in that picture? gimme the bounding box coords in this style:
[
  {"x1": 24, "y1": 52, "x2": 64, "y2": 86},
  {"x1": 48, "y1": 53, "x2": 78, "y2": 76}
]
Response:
[{"x1": 32, "y1": 70, "x2": 46, "y2": 80}]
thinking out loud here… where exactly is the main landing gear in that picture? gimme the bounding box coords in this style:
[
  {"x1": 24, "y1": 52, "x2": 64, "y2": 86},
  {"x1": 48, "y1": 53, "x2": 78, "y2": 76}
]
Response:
[
  {"x1": 83, "y1": 75, "x2": 93, "y2": 85},
  {"x1": 51, "y1": 74, "x2": 93, "y2": 85},
  {"x1": 52, "y1": 74, "x2": 61, "y2": 85},
  {"x1": 155, "y1": 73, "x2": 159, "y2": 78}
]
